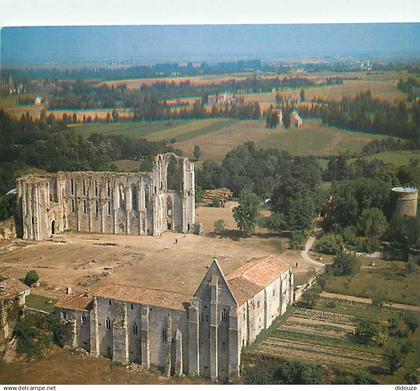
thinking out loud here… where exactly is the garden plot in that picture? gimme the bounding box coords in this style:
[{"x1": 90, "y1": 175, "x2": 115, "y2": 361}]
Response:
[{"x1": 250, "y1": 307, "x2": 384, "y2": 370}]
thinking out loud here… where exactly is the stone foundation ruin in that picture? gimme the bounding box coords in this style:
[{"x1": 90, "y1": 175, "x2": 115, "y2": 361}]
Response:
[{"x1": 17, "y1": 153, "x2": 195, "y2": 241}]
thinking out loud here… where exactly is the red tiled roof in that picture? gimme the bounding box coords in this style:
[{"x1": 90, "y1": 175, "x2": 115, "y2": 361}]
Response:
[
  {"x1": 94, "y1": 284, "x2": 191, "y2": 312},
  {"x1": 55, "y1": 290, "x2": 93, "y2": 311},
  {"x1": 0, "y1": 278, "x2": 29, "y2": 300},
  {"x1": 227, "y1": 255, "x2": 290, "y2": 305}
]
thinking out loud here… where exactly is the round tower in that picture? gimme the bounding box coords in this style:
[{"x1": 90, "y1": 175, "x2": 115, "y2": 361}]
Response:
[{"x1": 391, "y1": 187, "x2": 418, "y2": 220}]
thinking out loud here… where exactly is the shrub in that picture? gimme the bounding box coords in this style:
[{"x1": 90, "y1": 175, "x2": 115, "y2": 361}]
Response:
[
  {"x1": 273, "y1": 360, "x2": 325, "y2": 384},
  {"x1": 405, "y1": 260, "x2": 416, "y2": 275},
  {"x1": 401, "y1": 312, "x2": 419, "y2": 334},
  {"x1": 315, "y1": 234, "x2": 343, "y2": 255},
  {"x1": 384, "y1": 343, "x2": 404, "y2": 374},
  {"x1": 213, "y1": 219, "x2": 225, "y2": 234},
  {"x1": 354, "y1": 319, "x2": 387, "y2": 345},
  {"x1": 0, "y1": 193, "x2": 16, "y2": 221},
  {"x1": 388, "y1": 316, "x2": 409, "y2": 338},
  {"x1": 290, "y1": 230, "x2": 305, "y2": 247},
  {"x1": 24, "y1": 270, "x2": 39, "y2": 287},
  {"x1": 14, "y1": 313, "x2": 71, "y2": 358},
  {"x1": 300, "y1": 285, "x2": 321, "y2": 309},
  {"x1": 332, "y1": 253, "x2": 361, "y2": 276}
]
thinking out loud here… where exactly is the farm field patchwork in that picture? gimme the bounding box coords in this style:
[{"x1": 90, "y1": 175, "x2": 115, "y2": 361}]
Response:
[{"x1": 250, "y1": 307, "x2": 385, "y2": 370}]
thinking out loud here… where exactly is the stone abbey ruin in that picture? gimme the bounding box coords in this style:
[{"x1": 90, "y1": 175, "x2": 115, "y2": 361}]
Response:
[{"x1": 17, "y1": 153, "x2": 196, "y2": 241}]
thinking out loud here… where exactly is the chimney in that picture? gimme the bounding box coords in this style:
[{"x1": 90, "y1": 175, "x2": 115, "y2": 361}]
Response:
[{"x1": 66, "y1": 287, "x2": 72, "y2": 295}]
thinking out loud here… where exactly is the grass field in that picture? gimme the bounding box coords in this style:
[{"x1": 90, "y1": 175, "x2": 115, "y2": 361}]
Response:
[
  {"x1": 362, "y1": 150, "x2": 420, "y2": 166},
  {"x1": 324, "y1": 258, "x2": 420, "y2": 306},
  {"x1": 74, "y1": 118, "x2": 391, "y2": 161},
  {"x1": 257, "y1": 119, "x2": 387, "y2": 156},
  {"x1": 25, "y1": 294, "x2": 57, "y2": 313}
]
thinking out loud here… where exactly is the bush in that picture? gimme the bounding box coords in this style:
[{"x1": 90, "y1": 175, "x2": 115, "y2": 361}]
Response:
[
  {"x1": 0, "y1": 193, "x2": 16, "y2": 221},
  {"x1": 24, "y1": 270, "x2": 39, "y2": 287},
  {"x1": 213, "y1": 219, "x2": 225, "y2": 234},
  {"x1": 401, "y1": 312, "x2": 419, "y2": 334},
  {"x1": 300, "y1": 285, "x2": 321, "y2": 309},
  {"x1": 384, "y1": 343, "x2": 404, "y2": 374},
  {"x1": 14, "y1": 313, "x2": 72, "y2": 358},
  {"x1": 315, "y1": 234, "x2": 343, "y2": 255},
  {"x1": 354, "y1": 319, "x2": 387, "y2": 345},
  {"x1": 388, "y1": 316, "x2": 409, "y2": 338},
  {"x1": 332, "y1": 253, "x2": 361, "y2": 276},
  {"x1": 290, "y1": 230, "x2": 305, "y2": 247},
  {"x1": 273, "y1": 360, "x2": 325, "y2": 384}
]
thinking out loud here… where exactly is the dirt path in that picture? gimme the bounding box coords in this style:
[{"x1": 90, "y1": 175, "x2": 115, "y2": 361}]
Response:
[
  {"x1": 321, "y1": 291, "x2": 420, "y2": 313},
  {"x1": 300, "y1": 236, "x2": 324, "y2": 270}
]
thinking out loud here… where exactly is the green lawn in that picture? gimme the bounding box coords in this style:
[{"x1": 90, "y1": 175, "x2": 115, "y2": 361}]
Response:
[
  {"x1": 257, "y1": 119, "x2": 389, "y2": 156},
  {"x1": 324, "y1": 258, "x2": 420, "y2": 306},
  {"x1": 363, "y1": 150, "x2": 420, "y2": 166},
  {"x1": 26, "y1": 294, "x2": 57, "y2": 313}
]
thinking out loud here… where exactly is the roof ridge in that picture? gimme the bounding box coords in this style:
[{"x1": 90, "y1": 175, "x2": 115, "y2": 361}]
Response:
[{"x1": 95, "y1": 283, "x2": 190, "y2": 297}]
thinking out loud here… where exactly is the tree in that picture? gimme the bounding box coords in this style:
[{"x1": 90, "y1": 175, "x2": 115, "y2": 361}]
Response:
[
  {"x1": 315, "y1": 234, "x2": 344, "y2": 255},
  {"x1": 213, "y1": 219, "x2": 225, "y2": 234},
  {"x1": 233, "y1": 191, "x2": 261, "y2": 235},
  {"x1": 356, "y1": 208, "x2": 387, "y2": 252},
  {"x1": 106, "y1": 112, "x2": 111, "y2": 122},
  {"x1": 372, "y1": 289, "x2": 388, "y2": 321},
  {"x1": 300, "y1": 89, "x2": 305, "y2": 102},
  {"x1": 384, "y1": 344, "x2": 404, "y2": 374},
  {"x1": 301, "y1": 286, "x2": 321, "y2": 309},
  {"x1": 266, "y1": 211, "x2": 286, "y2": 233},
  {"x1": 193, "y1": 145, "x2": 201, "y2": 161},
  {"x1": 24, "y1": 270, "x2": 39, "y2": 287},
  {"x1": 332, "y1": 253, "x2": 360, "y2": 276}
]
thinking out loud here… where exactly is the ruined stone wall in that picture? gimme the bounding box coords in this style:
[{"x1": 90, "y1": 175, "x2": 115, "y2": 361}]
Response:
[
  {"x1": 55, "y1": 308, "x2": 91, "y2": 350},
  {"x1": 94, "y1": 297, "x2": 187, "y2": 373},
  {"x1": 17, "y1": 153, "x2": 195, "y2": 241}
]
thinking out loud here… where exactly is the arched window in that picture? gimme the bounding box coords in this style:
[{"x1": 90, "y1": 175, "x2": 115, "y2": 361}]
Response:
[
  {"x1": 95, "y1": 200, "x2": 99, "y2": 217},
  {"x1": 94, "y1": 180, "x2": 99, "y2": 197},
  {"x1": 131, "y1": 185, "x2": 138, "y2": 211},
  {"x1": 221, "y1": 308, "x2": 229, "y2": 322},
  {"x1": 107, "y1": 181, "x2": 111, "y2": 198},
  {"x1": 162, "y1": 329, "x2": 167, "y2": 343},
  {"x1": 70, "y1": 179, "x2": 75, "y2": 195},
  {"x1": 107, "y1": 201, "x2": 112, "y2": 216},
  {"x1": 82, "y1": 180, "x2": 86, "y2": 196},
  {"x1": 105, "y1": 317, "x2": 111, "y2": 331},
  {"x1": 81, "y1": 313, "x2": 88, "y2": 325},
  {"x1": 133, "y1": 322, "x2": 138, "y2": 335},
  {"x1": 144, "y1": 185, "x2": 150, "y2": 207},
  {"x1": 118, "y1": 184, "x2": 125, "y2": 210}
]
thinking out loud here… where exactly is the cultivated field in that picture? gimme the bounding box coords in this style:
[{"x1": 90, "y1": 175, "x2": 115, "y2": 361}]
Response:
[{"x1": 250, "y1": 307, "x2": 384, "y2": 370}]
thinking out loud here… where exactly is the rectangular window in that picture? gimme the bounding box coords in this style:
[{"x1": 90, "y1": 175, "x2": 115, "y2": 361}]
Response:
[
  {"x1": 130, "y1": 303, "x2": 134, "y2": 310},
  {"x1": 273, "y1": 289, "x2": 276, "y2": 297},
  {"x1": 94, "y1": 180, "x2": 99, "y2": 197},
  {"x1": 257, "y1": 301, "x2": 260, "y2": 309},
  {"x1": 108, "y1": 299, "x2": 112, "y2": 306},
  {"x1": 70, "y1": 179, "x2": 74, "y2": 195},
  {"x1": 162, "y1": 329, "x2": 167, "y2": 343},
  {"x1": 83, "y1": 200, "x2": 87, "y2": 214},
  {"x1": 82, "y1": 180, "x2": 86, "y2": 196},
  {"x1": 108, "y1": 201, "x2": 111, "y2": 215},
  {"x1": 71, "y1": 199, "x2": 75, "y2": 213}
]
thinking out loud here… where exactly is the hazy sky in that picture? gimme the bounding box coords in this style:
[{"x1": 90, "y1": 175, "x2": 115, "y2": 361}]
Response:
[{"x1": 1, "y1": 23, "x2": 419, "y2": 66}]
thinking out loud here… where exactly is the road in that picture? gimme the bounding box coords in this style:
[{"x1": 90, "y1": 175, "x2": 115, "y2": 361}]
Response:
[
  {"x1": 300, "y1": 235, "x2": 324, "y2": 270},
  {"x1": 320, "y1": 291, "x2": 420, "y2": 313}
]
